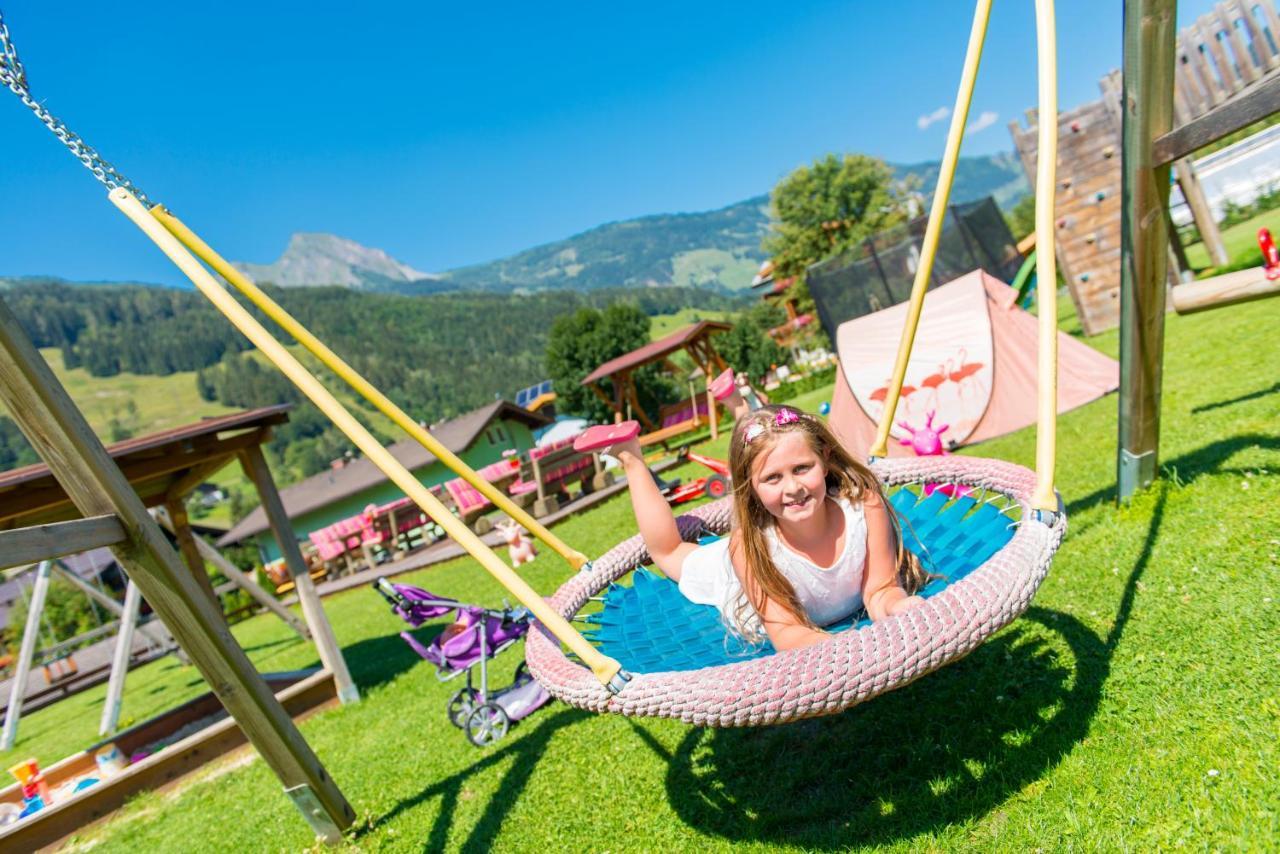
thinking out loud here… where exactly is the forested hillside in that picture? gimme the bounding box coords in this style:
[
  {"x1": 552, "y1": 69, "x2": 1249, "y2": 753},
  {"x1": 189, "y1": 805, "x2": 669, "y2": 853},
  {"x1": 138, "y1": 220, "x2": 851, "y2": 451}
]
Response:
[{"x1": 1, "y1": 282, "x2": 745, "y2": 481}]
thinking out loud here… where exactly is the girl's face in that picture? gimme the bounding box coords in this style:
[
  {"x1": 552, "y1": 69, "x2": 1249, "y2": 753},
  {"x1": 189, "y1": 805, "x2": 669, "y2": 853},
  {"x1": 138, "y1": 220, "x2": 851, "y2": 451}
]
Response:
[{"x1": 749, "y1": 431, "x2": 829, "y2": 524}]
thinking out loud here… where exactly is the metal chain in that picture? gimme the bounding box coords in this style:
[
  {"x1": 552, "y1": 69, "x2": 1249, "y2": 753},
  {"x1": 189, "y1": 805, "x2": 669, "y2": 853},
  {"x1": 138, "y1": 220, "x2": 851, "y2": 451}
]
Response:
[{"x1": 0, "y1": 11, "x2": 153, "y2": 207}]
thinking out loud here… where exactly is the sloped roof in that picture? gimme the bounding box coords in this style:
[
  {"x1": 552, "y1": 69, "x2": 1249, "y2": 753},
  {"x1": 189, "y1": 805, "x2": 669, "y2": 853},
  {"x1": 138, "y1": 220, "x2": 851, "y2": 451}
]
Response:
[
  {"x1": 581, "y1": 321, "x2": 732, "y2": 385},
  {"x1": 219, "y1": 400, "x2": 549, "y2": 546},
  {"x1": 0, "y1": 405, "x2": 291, "y2": 530}
]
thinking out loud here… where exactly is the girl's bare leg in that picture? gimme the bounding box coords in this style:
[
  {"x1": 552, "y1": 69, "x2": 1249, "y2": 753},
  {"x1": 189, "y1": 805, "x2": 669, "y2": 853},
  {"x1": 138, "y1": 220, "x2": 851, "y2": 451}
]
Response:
[{"x1": 606, "y1": 437, "x2": 697, "y2": 581}]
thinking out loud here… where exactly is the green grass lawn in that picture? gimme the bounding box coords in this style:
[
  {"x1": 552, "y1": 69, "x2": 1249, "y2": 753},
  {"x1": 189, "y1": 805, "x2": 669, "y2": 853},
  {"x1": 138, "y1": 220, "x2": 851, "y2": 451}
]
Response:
[
  {"x1": 650, "y1": 307, "x2": 735, "y2": 340},
  {"x1": 1182, "y1": 208, "x2": 1280, "y2": 277},
  {"x1": 16, "y1": 294, "x2": 1277, "y2": 851}
]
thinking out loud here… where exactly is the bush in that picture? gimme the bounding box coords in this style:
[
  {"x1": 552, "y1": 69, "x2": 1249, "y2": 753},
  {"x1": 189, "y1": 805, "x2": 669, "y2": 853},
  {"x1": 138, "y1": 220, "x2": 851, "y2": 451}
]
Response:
[{"x1": 767, "y1": 365, "x2": 838, "y2": 404}]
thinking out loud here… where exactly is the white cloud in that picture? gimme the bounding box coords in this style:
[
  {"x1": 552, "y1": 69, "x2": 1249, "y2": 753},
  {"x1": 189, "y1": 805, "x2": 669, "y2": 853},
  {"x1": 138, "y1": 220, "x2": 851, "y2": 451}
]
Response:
[
  {"x1": 965, "y1": 110, "x2": 999, "y2": 136},
  {"x1": 916, "y1": 106, "x2": 949, "y2": 130}
]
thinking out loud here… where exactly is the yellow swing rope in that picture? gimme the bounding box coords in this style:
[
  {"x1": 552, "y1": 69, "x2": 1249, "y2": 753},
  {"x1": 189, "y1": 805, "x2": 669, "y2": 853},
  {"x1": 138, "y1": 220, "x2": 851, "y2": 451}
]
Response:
[
  {"x1": 108, "y1": 189, "x2": 626, "y2": 691},
  {"x1": 149, "y1": 208, "x2": 589, "y2": 571},
  {"x1": 868, "y1": 0, "x2": 1059, "y2": 515}
]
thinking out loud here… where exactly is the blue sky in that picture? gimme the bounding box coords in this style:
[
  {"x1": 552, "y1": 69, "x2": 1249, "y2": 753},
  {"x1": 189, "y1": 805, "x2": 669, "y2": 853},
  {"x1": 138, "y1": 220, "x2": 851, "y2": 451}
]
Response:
[{"x1": 0, "y1": 1, "x2": 1223, "y2": 286}]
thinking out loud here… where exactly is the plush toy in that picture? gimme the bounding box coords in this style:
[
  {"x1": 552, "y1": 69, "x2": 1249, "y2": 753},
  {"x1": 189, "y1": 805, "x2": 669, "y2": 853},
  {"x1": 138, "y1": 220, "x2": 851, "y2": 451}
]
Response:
[
  {"x1": 496, "y1": 518, "x2": 538, "y2": 567},
  {"x1": 897, "y1": 411, "x2": 968, "y2": 498}
]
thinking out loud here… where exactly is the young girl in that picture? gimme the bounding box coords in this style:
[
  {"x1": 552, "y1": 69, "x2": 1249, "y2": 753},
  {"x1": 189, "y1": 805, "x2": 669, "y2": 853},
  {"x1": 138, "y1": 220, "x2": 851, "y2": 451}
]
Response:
[{"x1": 592, "y1": 402, "x2": 930, "y2": 651}]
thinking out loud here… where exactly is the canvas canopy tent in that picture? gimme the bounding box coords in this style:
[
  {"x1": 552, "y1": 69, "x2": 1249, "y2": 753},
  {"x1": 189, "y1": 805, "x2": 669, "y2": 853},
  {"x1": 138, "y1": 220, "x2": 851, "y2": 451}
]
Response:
[{"x1": 830, "y1": 269, "x2": 1118, "y2": 458}]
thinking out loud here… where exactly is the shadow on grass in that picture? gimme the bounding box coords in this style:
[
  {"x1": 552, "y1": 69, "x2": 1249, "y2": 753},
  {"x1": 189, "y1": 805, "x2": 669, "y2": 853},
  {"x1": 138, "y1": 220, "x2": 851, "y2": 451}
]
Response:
[
  {"x1": 629, "y1": 489, "x2": 1170, "y2": 849},
  {"x1": 1190, "y1": 380, "x2": 1280, "y2": 414},
  {"x1": 364, "y1": 707, "x2": 587, "y2": 852},
  {"x1": 1064, "y1": 433, "x2": 1279, "y2": 516},
  {"x1": 339, "y1": 624, "x2": 447, "y2": 694},
  {"x1": 237, "y1": 635, "x2": 303, "y2": 655}
]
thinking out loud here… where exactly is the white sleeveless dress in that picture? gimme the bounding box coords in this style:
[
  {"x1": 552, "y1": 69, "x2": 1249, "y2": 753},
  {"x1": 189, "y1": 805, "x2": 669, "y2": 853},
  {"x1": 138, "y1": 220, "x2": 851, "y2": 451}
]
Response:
[{"x1": 677, "y1": 495, "x2": 868, "y2": 638}]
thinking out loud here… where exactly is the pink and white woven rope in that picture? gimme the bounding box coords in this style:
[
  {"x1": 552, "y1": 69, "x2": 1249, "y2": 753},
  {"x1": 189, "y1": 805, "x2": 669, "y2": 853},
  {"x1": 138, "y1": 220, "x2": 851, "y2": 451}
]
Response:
[{"x1": 525, "y1": 455, "x2": 1065, "y2": 727}]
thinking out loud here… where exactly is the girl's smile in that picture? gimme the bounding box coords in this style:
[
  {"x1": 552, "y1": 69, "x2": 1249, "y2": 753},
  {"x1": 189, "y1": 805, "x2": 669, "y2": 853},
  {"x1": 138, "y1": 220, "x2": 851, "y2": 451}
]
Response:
[{"x1": 750, "y1": 432, "x2": 829, "y2": 522}]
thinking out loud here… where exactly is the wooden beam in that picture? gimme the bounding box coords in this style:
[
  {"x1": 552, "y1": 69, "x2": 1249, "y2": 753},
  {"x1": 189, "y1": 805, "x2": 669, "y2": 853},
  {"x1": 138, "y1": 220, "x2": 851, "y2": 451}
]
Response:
[
  {"x1": 585, "y1": 382, "x2": 620, "y2": 423},
  {"x1": 239, "y1": 446, "x2": 358, "y2": 705},
  {"x1": 155, "y1": 507, "x2": 311, "y2": 640},
  {"x1": 1172, "y1": 158, "x2": 1229, "y2": 267},
  {"x1": 702, "y1": 335, "x2": 728, "y2": 374},
  {"x1": 1171, "y1": 266, "x2": 1280, "y2": 313},
  {"x1": 0, "y1": 515, "x2": 127, "y2": 570},
  {"x1": 1118, "y1": 0, "x2": 1178, "y2": 501},
  {"x1": 0, "y1": 429, "x2": 269, "y2": 528},
  {"x1": 1153, "y1": 71, "x2": 1280, "y2": 165},
  {"x1": 0, "y1": 296, "x2": 353, "y2": 841},
  {"x1": 625, "y1": 379, "x2": 659, "y2": 433},
  {"x1": 164, "y1": 499, "x2": 222, "y2": 608},
  {"x1": 163, "y1": 449, "x2": 247, "y2": 503}
]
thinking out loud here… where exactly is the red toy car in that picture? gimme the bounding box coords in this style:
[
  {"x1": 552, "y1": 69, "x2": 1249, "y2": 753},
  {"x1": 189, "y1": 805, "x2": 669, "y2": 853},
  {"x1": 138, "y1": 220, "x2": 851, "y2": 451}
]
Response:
[{"x1": 659, "y1": 449, "x2": 731, "y2": 505}]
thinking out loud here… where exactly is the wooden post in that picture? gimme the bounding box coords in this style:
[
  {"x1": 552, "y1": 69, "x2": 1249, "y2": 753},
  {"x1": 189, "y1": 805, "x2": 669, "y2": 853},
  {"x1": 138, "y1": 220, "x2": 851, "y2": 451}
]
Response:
[
  {"x1": 155, "y1": 508, "x2": 311, "y2": 640},
  {"x1": 1, "y1": 560, "x2": 52, "y2": 750},
  {"x1": 1172, "y1": 158, "x2": 1228, "y2": 267},
  {"x1": 164, "y1": 498, "x2": 221, "y2": 607},
  {"x1": 239, "y1": 446, "x2": 359, "y2": 705},
  {"x1": 707, "y1": 386, "x2": 719, "y2": 441},
  {"x1": 0, "y1": 298, "x2": 353, "y2": 842},
  {"x1": 99, "y1": 580, "x2": 142, "y2": 736},
  {"x1": 1118, "y1": 0, "x2": 1178, "y2": 500}
]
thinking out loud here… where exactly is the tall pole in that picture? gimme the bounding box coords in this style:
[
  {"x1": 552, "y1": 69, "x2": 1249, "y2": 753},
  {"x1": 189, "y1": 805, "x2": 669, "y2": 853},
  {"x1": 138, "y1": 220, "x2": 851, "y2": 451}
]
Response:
[
  {"x1": 99, "y1": 580, "x2": 142, "y2": 736},
  {"x1": 1, "y1": 561, "x2": 52, "y2": 749},
  {"x1": 1118, "y1": 0, "x2": 1178, "y2": 500}
]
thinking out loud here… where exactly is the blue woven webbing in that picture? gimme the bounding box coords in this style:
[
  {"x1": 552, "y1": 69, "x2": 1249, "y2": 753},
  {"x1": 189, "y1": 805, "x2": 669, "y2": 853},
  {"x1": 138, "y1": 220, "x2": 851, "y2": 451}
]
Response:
[{"x1": 581, "y1": 487, "x2": 1016, "y2": 672}]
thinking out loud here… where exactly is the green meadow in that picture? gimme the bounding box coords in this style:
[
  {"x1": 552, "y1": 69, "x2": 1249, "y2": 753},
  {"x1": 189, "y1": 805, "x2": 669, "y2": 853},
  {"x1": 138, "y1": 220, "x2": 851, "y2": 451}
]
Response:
[{"x1": 3, "y1": 288, "x2": 1265, "y2": 851}]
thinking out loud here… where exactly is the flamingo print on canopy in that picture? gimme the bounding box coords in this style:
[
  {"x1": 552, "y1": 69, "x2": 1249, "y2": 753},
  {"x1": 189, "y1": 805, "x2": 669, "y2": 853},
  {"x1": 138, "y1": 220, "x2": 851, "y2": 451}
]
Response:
[
  {"x1": 947, "y1": 347, "x2": 986, "y2": 398},
  {"x1": 869, "y1": 379, "x2": 918, "y2": 416},
  {"x1": 918, "y1": 362, "x2": 950, "y2": 410}
]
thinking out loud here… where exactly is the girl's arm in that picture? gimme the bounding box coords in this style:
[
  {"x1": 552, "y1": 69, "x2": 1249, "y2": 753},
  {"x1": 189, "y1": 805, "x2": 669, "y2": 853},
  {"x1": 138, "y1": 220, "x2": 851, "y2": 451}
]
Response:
[
  {"x1": 860, "y1": 493, "x2": 924, "y2": 621},
  {"x1": 728, "y1": 534, "x2": 829, "y2": 651},
  {"x1": 611, "y1": 439, "x2": 698, "y2": 582}
]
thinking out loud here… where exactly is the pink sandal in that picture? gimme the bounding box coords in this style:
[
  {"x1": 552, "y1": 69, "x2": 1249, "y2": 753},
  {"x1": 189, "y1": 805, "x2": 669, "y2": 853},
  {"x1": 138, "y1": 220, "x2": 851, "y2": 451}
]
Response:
[
  {"x1": 708, "y1": 368, "x2": 737, "y2": 401},
  {"x1": 573, "y1": 421, "x2": 641, "y2": 452}
]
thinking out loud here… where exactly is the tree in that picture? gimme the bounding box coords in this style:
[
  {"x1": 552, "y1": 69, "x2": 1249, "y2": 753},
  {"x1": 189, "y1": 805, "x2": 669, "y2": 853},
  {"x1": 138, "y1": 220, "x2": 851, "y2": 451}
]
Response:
[
  {"x1": 763, "y1": 153, "x2": 908, "y2": 279},
  {"x1": 717, "y1": 302, "x2": 789, "y2": 383},
  {"x1": 1004, "y1": 193, "x2": 1036, "y2": 241},
  {"x1": 545, "y1": 303, "x2": 677, "y2": 423}
]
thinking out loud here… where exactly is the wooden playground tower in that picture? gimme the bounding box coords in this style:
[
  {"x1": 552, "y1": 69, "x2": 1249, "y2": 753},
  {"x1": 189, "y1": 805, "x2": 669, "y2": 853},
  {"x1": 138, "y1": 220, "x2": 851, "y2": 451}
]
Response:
[
  {"x1": 0, "y1": 318, "x2": 360, "y2": 842},
  {"x1": 1012, "y1": 0, "x2": 1280, "y2": 336},
  {"x1": 1118, "y1": 0, "x2": 1280, "y2": 498}
]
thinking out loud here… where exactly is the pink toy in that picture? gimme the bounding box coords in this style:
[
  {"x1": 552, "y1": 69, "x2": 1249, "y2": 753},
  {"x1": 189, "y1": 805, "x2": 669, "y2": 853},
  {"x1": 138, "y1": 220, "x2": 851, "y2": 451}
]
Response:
[
  {"x1": 573, "y1": 420, "x2": 640, "y2": 453},
  {"x1": 496, "y1": 518, "x2": 537, "y2": 567},
  {"x1": 1259, "y1": 227, "x2": 1280, "y2": 281},
  {"x1": 708, "y1": 368, "x2": 736, "y2": 401},
  {"x1": 898, "y1": 411, "x2": 968, "y2": 498}
]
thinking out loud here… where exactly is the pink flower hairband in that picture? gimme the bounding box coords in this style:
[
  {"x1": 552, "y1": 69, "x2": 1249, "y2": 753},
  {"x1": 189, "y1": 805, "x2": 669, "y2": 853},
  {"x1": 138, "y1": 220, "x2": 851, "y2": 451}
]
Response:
[{"x1": 743, "y1": 407, "x2": 802, "y2": 443}]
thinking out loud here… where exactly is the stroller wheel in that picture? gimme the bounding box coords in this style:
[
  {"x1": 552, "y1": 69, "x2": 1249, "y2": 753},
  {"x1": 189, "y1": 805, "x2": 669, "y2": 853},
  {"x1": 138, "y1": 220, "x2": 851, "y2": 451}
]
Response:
[
  {"x1": 448, "y1": 688, "x2": 479, "y2": 729},
  {"x1": 465, "y1": 703, "x2": 510, "y2": 747}
]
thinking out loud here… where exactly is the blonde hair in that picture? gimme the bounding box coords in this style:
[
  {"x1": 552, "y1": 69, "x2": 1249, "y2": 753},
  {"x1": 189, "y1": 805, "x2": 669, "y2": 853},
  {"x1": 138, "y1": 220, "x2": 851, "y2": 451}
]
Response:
[{"x1": 726, "y1": 404, "x2": 929, "y2": 643}]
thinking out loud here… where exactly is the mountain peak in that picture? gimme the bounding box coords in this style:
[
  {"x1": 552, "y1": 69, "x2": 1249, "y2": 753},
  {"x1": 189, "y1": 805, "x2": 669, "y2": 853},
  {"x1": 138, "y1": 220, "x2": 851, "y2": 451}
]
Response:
[{"x1": 233, "y1": 232, "x2": 438, "y2": 290}]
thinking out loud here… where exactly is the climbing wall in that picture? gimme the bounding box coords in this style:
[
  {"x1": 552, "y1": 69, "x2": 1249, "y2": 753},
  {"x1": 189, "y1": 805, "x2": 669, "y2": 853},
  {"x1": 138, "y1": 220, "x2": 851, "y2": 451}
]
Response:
[{"x1": 1009, "y1": 92, "x2": 1123, "y2": 336}]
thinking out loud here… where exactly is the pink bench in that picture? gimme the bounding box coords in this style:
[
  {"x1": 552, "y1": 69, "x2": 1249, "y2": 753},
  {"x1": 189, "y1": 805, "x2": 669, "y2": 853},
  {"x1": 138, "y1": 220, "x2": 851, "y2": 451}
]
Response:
[
  {"x1": 508, "y1": 434, "x2": 612, "y2": 517},
  {"x1": 435, "y1": 456, "x2": 524, "y2": 533}
]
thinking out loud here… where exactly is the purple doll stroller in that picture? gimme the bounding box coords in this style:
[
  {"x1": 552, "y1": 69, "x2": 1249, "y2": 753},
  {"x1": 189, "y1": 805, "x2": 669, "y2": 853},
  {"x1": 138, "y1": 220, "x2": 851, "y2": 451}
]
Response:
[{"x1": 373, "y1": 578, "x2": 552, "y2": 746}]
